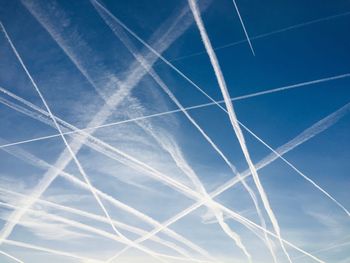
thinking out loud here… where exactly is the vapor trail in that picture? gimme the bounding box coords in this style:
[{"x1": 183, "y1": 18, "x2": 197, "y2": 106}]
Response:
[
  {"x1": 231, "y1": 0, "x2": 255, "y2": 55},
  {"x1": 92, "y1": 6, "x2": 274, "y2": 260},
  {"x1": 15, "y1": 0, "x2": 207, "y2": 259},
  {"x1": 87, "y1": 0, "x2": 348, "y2": 221},
  {"x1": 169, "y1": 10, "x2": 350, "y2": 62},
  {"x1": 188, "y1": 0, "x2": 291, "y2": 261},
  {"x1": 0, "y1": 250, "x2": 24, "y2": 263},
  {"x1": 1, "y1": 72, "x2": 348, "y2": 149},
  {"x1": 110, "y1": 102, "x2": 348, "y2": 263},
  {"x1": 0, "y1": 201, "x2": 205, "y2": 263},
  {"x1": 0, "y1": 187, "x2": 195, "y2": 260},
  {"x1": 0, "y1": 22, "x2": 129, "y2": 251},
  {"x1": 0, "y1": 138, "x2": 213, "y2": 260}
]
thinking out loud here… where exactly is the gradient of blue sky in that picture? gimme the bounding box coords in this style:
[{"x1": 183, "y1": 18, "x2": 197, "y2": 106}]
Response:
[{"x1": 0, "y1": 0, "x2": 349, "y2": 262}]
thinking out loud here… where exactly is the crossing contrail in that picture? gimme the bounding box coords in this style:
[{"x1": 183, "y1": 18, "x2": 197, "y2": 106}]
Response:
[
  {"x1": 0, "y1": 187, "x2": 197, "y2": 261},
  {"x1": 0, "y1": 72, "x2": 348, "y2": 149},
  {"x1": 188, "y1": 0, "x2": 291, "y2": 261},
  {"x1": 168, "y1": 10, "x2": 350, "y2": 63},
  {"x1": 0, "y1": 137, "x2": 214, "y2": 261},
  {"x1": 0, "y1": 201, "x2": 208, "y2": 263},
  {"x1": 91, "y1": 6, "x2": 274, "y2": 260}
]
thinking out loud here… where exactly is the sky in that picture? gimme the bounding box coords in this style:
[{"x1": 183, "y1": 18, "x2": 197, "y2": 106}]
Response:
[{"x1": 0, "y1": 0, "x2": 349, "y2": 262}]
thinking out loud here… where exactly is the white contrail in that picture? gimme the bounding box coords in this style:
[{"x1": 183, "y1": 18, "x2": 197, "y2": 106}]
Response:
[
  {"x1": 3, "y1": 239, "x2": 104, "y2": 263},
  {"x1": 0, "y1": 187, "x2": 194, "y2": 261},
  {"x1": 231, "y1": 0, "x2": 255, "y2": 55},
  {"x1": 13, "y1": 1, "x2": 207, "y2": 260},
  {"x1": 1, "y1": 72, "x2": 349, "y2": 149},
  {"x1": 169, "y1": 10, "x2": 350, "y2": 62},
  {"x1": 0, "y1": 138, "x2": 213, "y2": 260},
  {"x1": 0, "y1": 21, "x2": 127, "y2": 245},
  {"x1": 88, "y1": 0, "x2": 348, "y2": 223},
  {"x1": 0, "y1": 201, "x2": 208, "y2": 263},
  {"x1": 188, "y1": 0, "x2": 292, "y2": 262},
  {"x1": 93, "y1": 9, "x2": 272, "y2": 260},
  {"x1": 0, "y1": 250, "x2": 24, "y2": 263}
]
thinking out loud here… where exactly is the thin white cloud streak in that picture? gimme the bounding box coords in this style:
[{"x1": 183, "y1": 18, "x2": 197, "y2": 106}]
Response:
[
  {"x1": 87, "y1": 0, "x2": 348, "y2": 221},
  {"x1": 112, "y1": 101, "x2": 349, "y2": 263},
  {"x1": 231, "y1": 0, "x2": 255, "y2": 55},
  {"x1": 169, "y1": 10, "x2": 350, "y2": 62},
  {"x1": 187, "y1": 0, "x2": 290, "y2": 262},
  {"x1": 15, "y1": 1, "x2": 208, "y2": 260},
  {"x1": 0, "y1": 22, "x2": 131, "y2": 258},
  {"x1": 0, "y1": 138, "x2": 212, "y2": 260},
  {"x1": 0, "y1": 201, "x2": 207, "y2": 263},
  {"x1": 91, "y1": 8, "x2": 271, "y2": 260},
  {"x1": 0, "y1": 72, "x2": 349, "y2": 149},
  {"x1": 3, "y1": 239, "x2": 105, "y2": 263},
  {"x1": 0, "y1": 91, "x2": 322, "y2": 262},
  {"x1": 0, "y1": 187, "x2": 196, "y2": 261},
  {"x1": 0, "y1": 250, "x2": 24, "y2": 263}
]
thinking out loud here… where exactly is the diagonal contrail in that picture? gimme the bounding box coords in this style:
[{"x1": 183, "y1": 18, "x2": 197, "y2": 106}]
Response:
[
  {"x1": 0, "y1": 201, "x2": 209, "y2": 263},
  {"x1": 0, "y1": 250, "x2": 24, "y2": 263},
  {"x1": 188, "y1": 0, "x2": 291, "y2": 261},
  {"x1": 0, "y1": 187, "x2": 195, "y2": 261},
  {"x1": 168, "y1": 10, "x2": 350, "y2": 62},
  {"x1": 1, "y1": 72, "x2": 349, "y2": 149},
  {"x1": 231, "y1": 0, "x2": 255, "y2": 55},
  {"x1": 91, "y1": 6, "x2": 274, "y2": 260},
  {"x1": 0, "y1": 137, "x2": 214, "y2": 261}
]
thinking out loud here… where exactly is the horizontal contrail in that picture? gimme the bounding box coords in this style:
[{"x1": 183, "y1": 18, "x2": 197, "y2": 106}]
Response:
[
  {"x1": 0, "y1": 201, "x2": 207, "y2": 263},
  {"x1": 1, "y1": 72, "x2": 348, "y2": 149},
  {"x1": 0, "y1": 250, "x2": 24, "y2": 263},
  {"x1": 168, "y1": 10, "x2": 350, "y2": 62},
  {"x1": 0, "y1": 137, "x2": 213, "y2": 260},
  {"x1": 0, "y1": 187, "x2": 195, "y2": 261}
]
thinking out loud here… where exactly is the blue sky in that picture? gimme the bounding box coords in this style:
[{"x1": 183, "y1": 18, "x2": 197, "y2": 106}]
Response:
[{"x1": 0, "y1": 0, "x2": 349, "y2": 262}]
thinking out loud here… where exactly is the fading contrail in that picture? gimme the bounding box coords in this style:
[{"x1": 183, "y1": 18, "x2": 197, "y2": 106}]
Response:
[
  {"x1": 91, "y1": 2, "x2": 258, "y2": 260},
  {"x1": 85, "y1": 0, "x2": 348, "y2": 222},
  {"x1": 0, "y1": 21, "x2": 131, "y2": 254},
  {"x1": 1, "y1": 72, "x2": 349, "y2": 149},
  {"x1": 0, "y1": 250, "x2": 24, "y2": 263},
  {"x1": 188, "y1": 0, "x2": 291, "y2": 261},
  {"x1": 0, "y1": 137, "x2": 213, "y2": 260},
  {"x1": 92, "y1": 6, "x2": 278, "y2": 260},
  {"x1": 231, "y1": 0, "x2": 255, "y2": 55},
  {"x1": 110, "y1": 102, "x2": 348, "y2": 263},
  {"x1": 0, "y1": 187, "x2": 196, "y2": 261},
  {"x1": 0, "y1": 201, "x2": 207, "y2": 263}
]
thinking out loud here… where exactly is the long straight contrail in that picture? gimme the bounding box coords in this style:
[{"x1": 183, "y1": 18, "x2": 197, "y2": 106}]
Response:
[
  {"x1": 109, "y1": 102, "x2": 348, "y2": 263},
  {"x1": 169, "y1": 10, "x2": 350, "y2": 62},
  {"x1": 231, "y1": 0, "x2": 255, "y2": 55},
  {"x1": 92, "y1": 2, "x2": 258, "y2": 260},
  {"x1": 0, "y1": 90, "x2": 323, "y2": 262},
  {"x1": 0, "y1": 201, "x2": 207, "y2": 263},
  {"x1": 86, "y1": 0, "x2": 348, "y2": 223},
  {"x1": 1, "y1": 72, "x2": 348, "y2": 149},
  {"x1": 0, "y1": 187, "x2": 195, "y2": 261},
  {"x1": 0, "y1": 137, "x2": 214, "y2": 261},
  {"x1": 0, "y1": 250, "x2": 24, "y2": 263},
  {"x1": 0, "y1": 21, "x2": 134, "y2": 252},
  {"x1": 188, "y1": 0, "x2": 292, "y2": 261},
  {"x1": 14, "y1": 0, "x2": 205, "y2": 260}
]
